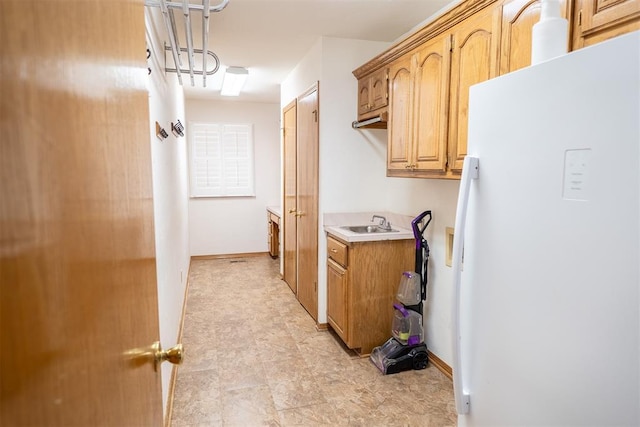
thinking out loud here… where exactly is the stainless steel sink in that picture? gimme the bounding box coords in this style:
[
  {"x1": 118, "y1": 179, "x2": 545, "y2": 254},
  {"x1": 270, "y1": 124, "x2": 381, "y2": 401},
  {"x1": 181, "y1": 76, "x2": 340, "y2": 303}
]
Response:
[{"x1": 341, "y1": 225, "x2": 399, "y2": 234}]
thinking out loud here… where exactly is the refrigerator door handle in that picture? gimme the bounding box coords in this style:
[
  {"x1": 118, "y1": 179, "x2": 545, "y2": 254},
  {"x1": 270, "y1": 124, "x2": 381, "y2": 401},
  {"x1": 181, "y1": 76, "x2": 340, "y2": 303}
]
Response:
[{"x1": 452, "y1": 156, "x2": 478, "y2": 415}]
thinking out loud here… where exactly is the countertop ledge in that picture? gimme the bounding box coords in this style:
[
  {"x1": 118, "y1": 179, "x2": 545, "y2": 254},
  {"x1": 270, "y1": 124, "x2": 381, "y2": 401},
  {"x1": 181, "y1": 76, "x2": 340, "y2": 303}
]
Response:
[
  {"x1": 267, "y1": 206, "x2": 282, "y2": 217},
  {"x1": 323, "y1": 211, "x2": 415, "y2": 243},
  {"x1": 324, "y1": 225, "x2": 414, "y2": 243}
]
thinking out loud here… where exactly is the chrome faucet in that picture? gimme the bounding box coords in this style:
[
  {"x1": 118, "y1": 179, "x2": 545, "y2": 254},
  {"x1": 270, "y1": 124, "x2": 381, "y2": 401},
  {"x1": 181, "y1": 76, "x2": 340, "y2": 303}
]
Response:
[{"x1": 371, "y1": 215, "x2": 391, "y2": 230}]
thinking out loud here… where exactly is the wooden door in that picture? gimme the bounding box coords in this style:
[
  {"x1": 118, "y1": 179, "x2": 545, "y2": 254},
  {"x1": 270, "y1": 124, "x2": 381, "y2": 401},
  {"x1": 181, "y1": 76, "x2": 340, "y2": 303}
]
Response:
[
  {"x1": 500, "y1": 0, "x2": 570, "y2": 75},
  {"x1": 448, "y1": 6, "x2": 500, "y2": 172},
  {"x1": 357, "y1": 78, "x2": 371, "y2": 116},
  {"x1": 0, "y1": 1, "x2": 163, "y2": 425},
  {"x1": 370, "y1": 68, "x2": 389, "y2": 111},
  {"x1": 413, "y1": 35, "x2": 452, "y2": 172},
  {"x1": 577, "y1": 0, "x2": 640, "y2": 47},
  {"x1": 295, "y1": 83, "x2": 319, "y2": 321},
  {"x1": 581, "y1": 0, "x2": 640, "y2": 33},
  {"x1": 387, "y1": 55, "x2": 414, "y2": 173},
  {"x1": 327, "y1": 259, "x2": 349, "y2": 343},
  {"x1": 282, "y1": 100, "x2": 297, "y2": 294}
]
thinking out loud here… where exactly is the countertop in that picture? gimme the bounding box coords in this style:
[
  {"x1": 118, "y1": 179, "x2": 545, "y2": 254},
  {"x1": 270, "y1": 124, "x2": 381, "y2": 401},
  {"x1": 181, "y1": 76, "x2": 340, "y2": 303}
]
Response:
[
  {"x1": 267, "y1": 206, "x2": 282, "y2": 217},
  {"x1": 323, "y1": 211, "x2": 415, "y2": 243}
]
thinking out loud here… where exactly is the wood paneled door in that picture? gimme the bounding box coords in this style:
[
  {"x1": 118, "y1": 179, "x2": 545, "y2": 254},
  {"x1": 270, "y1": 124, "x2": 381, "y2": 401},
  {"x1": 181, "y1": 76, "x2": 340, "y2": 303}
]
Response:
[
  {"x1": 295, "y1": 83, "x2": 319, "y2": 321},
  {"x1": 1, "y1": 1, "x2": 164, "y2": 425},
  {"x1": 500, "y1": 0, "x2": 570, "y2": 75},
  {"x1": 387, "y1": 54, "x2": 414, "y2": 172},
  {"x1": 282, "y1": 100, "x2": 297, "y2": 295},
  {"x1": 447, "y1": 5, "x2": 500, "y2": 172}
]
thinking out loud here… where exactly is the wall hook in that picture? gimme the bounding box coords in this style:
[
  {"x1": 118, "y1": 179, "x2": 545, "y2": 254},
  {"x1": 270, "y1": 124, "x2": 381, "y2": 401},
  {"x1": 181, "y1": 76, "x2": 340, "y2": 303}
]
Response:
[
  {"x1": 156, "y1": 122, "x2": 169, "y2": 140},
  {"x1": 171, "y1": 120, "x2": 185, "y2": 137}
]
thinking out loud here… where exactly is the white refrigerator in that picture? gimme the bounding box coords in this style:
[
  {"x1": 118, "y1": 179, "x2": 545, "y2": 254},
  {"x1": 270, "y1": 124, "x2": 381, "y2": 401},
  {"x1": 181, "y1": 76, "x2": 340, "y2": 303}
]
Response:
[{"x1": 451, "y1": 31, "x2": 640, "y2": 426}]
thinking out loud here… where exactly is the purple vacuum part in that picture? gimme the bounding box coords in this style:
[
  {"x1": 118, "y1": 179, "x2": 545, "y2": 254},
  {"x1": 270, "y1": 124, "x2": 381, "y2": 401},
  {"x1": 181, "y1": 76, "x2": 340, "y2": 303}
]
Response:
[
  {"x1": 393, "y1": 303, "x2": 409, "y2": 317},
  {"x1": 411, "y1": 210, "x2": 431, "y2": 250},
  {"x1": 407, "y1": 336, "x2": 420, "y2": 346}
]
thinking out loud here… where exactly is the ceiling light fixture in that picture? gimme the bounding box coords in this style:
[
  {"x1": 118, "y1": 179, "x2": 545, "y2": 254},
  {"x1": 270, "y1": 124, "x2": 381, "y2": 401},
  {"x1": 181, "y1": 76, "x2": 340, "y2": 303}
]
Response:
[{"x1": 220, "y1": 66, "x2": 248, "y2": 96}]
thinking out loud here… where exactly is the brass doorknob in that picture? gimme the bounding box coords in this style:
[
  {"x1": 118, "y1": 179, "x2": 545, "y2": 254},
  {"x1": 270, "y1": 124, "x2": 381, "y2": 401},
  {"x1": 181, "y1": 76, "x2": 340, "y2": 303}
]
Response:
[
  {"x1": 296, "y1": 211, "x2": 305, "y2": 217},
  {"x1": 288, "y1": 208, "x2": 297, "y2": 214},
  {"x1": 152, "y1": 341, "x2": 183, "y2": 370}
]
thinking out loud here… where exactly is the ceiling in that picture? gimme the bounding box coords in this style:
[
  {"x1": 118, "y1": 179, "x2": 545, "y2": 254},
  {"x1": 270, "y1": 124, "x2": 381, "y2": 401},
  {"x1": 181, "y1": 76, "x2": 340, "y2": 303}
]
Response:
[{"x1": 147, "y1": 0, "x2": 459, "y2": 103}]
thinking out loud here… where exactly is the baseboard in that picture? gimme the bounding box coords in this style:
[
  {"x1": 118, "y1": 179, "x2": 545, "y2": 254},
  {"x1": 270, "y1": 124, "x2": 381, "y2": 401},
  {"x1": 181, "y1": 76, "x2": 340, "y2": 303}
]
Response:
[
  {"x1": 164, "y1": 261, "x2": 192, "y2": 427},
  {"x1": 428, "y1": 350, "x2": 452, "y2": 380},
  {"x1": 316, "y1": 322, "x2": 329, "y2": 331},
  {"x1": 191, "y1": 252, "x2": 269, "y2": 261}
]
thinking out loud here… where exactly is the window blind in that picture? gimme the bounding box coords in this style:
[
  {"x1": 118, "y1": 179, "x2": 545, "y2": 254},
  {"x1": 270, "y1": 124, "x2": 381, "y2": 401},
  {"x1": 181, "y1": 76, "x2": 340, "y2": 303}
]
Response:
[{"x1": 189, "y1": 123, "x2": 255, "y2": 197}]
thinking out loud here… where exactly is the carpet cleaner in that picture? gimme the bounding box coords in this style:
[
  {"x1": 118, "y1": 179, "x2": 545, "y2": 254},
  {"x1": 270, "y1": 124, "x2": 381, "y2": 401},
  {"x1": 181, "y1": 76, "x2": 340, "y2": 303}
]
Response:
[{"x1": 370, "y1": 210, "x2": 432, "y2": 374}]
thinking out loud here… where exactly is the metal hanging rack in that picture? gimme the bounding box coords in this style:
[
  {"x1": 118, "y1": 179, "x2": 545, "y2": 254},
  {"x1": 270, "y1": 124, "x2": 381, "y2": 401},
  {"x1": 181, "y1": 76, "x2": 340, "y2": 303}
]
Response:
[{"x1": 144, "y1": 0, "x2": 229, "y2": 87}]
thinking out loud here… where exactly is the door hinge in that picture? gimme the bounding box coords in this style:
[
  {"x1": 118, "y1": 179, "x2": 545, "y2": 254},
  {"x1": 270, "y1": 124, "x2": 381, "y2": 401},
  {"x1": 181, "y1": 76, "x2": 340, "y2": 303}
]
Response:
[
  {"x1": 450, "y1": 34, "x2": 454, "y2": 51},
  {"x1": 578, "y1": 9, "x2": 582, "y2": 26},
  {"x1": 312, "y1": 109, "x2": 318, "y2": 122}
]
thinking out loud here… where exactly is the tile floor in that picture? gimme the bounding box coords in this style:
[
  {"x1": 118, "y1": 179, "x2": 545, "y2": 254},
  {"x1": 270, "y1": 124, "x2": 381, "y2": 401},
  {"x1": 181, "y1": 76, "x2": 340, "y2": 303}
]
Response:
[{"x1": 171, "y1": 255, "x2": 457, "y2": 426}]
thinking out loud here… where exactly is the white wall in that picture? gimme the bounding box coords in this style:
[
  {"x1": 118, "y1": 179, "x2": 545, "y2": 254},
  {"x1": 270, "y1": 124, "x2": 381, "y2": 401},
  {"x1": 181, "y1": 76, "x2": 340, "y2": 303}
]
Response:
[
  {"x1": 145, "y1": 10, "x2": 191, "y2": 420},
  {"x1": 186, "y1": 100, "x2": 281, "y2": 256},
  {"x1": 281, "y1": 36, "x2": 459, "y2": 365}
]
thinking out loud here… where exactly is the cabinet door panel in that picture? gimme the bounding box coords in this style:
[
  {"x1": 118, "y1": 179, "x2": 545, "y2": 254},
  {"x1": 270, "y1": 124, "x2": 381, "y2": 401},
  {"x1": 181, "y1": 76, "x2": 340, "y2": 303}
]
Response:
[
  {"x1": 358, "y1": 80, "x2": 370, "y2": 116},
  {"x1": 370, "y1": 68, "x2": 388, "y2": 110},
  {"x1": 582, "y1": 0, "x2": 640, "y2": 33},
  {"x1": 449, "y1": 8, "x2": 499, "y2": 172},
  {"x1": 413, "y1": 36, "x2": 452, "y2": 172},
  {"x1": 500, "y1": 0, "x2": 569, "y2": 75},
  {"x1": 501, "y1": 0, "x2": 541, "y2": 74},
  {"x1": 388, "y1": 56, "x2": 414, "y2": 171},
  {"x1": 327, "y1": 259, "x2": 348, "y2": 344}
]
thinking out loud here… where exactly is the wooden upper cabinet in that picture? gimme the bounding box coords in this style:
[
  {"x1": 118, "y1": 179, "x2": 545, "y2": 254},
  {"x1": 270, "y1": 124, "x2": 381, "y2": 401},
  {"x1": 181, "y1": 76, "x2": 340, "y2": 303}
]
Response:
[
  {"x1": 500, "y1": 0, "x2": 541, "y2": 74},
  {"x1": 500, "y1": 0, "x2": 570, "y2": 75},
  {"x1": 357, "y1": 79, "x2": 370, "y2": 116},
  {"x1": 412, "y1": 35, "x2": 452, "y2": 173},
  {"x1": 582, "y1": 0, "x2": 640, "y2": 32},
  {"x1": 448, "y1": 6, "x2": 500, "y2": 172},
  {"x1": 387, "y1": 35, "x2": 452, "y2": 176},
  {"x1": 357, "y1": 67, "x2": 388, "y2": 119},
  {"x1": 370, "y1": 69, "x2": 389, "y2": 111},
  {"x1": 577, "y1": 0, "x2": 640, "y2": 47},
  {"x1": 388, "y1": 55, "x2": 414, "y2": 172}
]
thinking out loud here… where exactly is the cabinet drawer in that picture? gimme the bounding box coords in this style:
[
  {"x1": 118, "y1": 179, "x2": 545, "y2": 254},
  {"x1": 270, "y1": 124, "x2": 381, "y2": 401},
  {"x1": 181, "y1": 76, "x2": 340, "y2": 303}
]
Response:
[
  {"x1": 327, "y1": 236, "x2": 348, "y2": 267},
  {"x1": 269, "y1": 212, "x2": 280, "y2": 225}
]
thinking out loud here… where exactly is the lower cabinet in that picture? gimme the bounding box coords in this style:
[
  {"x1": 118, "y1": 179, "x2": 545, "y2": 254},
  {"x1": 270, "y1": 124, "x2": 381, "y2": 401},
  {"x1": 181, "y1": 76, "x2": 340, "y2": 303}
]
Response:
[
  {"x1": 267, "y1": 211, "x2": 280, "y2": 258},
  {"x1": 327, "y1": 258, "x2": 348, "y2": 340},
  {"x1": 326, "y1": 234, "x2": 414, "y2": 355}
]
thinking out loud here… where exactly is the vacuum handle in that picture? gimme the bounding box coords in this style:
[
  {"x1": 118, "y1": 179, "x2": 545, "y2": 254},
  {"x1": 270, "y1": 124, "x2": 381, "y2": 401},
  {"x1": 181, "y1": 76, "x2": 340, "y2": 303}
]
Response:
[{"x1": 411, "y1": 210, "x2": 432, "y2": 243}]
